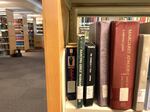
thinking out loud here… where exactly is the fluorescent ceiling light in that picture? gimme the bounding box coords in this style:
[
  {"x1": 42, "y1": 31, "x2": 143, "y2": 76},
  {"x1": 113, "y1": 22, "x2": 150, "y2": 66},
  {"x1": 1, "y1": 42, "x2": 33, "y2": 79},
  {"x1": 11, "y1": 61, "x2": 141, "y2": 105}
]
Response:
[
  {"x1": 0, "y1": 1, "x2": 10, "y2": 4},
  {"x1": 0, "y1": 8, "x2": 6, "y2": 11},
  {"x1": 27, "y1": 14, "x2": 42, "y2": 17},
  {"x1": 26, "y1": 0, "x2": 42, "y2": 9}
]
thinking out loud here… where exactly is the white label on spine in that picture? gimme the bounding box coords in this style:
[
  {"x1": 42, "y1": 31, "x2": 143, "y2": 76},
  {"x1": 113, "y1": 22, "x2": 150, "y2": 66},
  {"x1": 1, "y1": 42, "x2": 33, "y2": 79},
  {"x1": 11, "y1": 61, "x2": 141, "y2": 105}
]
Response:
[
  {"x1": 102, "y1": 85, "x2": 108, "y2": 98},
  {"x1": 119, "y1": 88, "x2": 129, "y2": 101},
  {"x1": 86, "y1": 86, "x2": 94, "y2": 99},
  {"x1": 137, "y1": 89, "x2": 146, "y2": 102},
  {"x1": 67, "y1": 81, "x2": 75, "y2": 93},
  {"x1": 77, "y1": 86, "x2": 83, "y2": 99}
]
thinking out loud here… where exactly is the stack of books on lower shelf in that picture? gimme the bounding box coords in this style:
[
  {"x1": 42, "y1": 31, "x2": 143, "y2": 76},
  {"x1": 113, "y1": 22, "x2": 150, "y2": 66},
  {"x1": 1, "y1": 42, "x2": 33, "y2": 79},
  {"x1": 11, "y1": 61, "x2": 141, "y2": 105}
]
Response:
[{"x1": 65, "y1": 21, "x2": 150, "y2": 111}]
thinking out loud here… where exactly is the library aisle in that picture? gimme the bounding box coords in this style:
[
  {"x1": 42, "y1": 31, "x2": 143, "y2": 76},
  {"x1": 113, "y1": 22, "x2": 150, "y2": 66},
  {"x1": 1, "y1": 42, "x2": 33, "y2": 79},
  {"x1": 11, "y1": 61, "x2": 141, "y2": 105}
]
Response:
[{"x1": 0, "y1": 51, "x2": 47, "y2": 112}]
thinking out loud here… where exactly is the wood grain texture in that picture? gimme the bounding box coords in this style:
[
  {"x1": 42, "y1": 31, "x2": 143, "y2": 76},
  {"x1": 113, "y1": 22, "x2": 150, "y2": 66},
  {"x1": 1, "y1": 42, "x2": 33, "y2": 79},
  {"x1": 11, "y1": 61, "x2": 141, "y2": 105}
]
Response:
[
  {"x1": 22, "y1": 15, "x2": 30, "y2": 51},
  {"x1": 69, "y1": 7, "x2": 77, "y2": 43},
  {"x1": 42, "y1": 0, "x2": 64, "y2": 112},
  {"x1": 6, "y1": 9, "x2": 16, "y2": 55},
  {"x1": 77, "y1": 6, "x2": 150, "y2": 16}
]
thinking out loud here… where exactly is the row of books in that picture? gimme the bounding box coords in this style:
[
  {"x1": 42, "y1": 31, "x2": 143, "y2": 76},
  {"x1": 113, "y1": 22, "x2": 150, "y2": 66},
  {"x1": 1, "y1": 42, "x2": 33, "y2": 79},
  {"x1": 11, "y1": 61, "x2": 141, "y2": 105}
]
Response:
[
  {"x1": 0, "y1": 31, "x2": 8, "y2": 37},
  {"x1": 79, "y1": 16, "x2": 150, "y2": 27},
  {"x1": 0, "y1": 44, "x2": 9, "y2": 49},
  {"x1": 0, "y1": 38, "x2": 9, "y2": 43},
  {"x1": 16, "y1": 41, "x2": 24, "y2": 46},
  {"x1": 65, "y1": 21, "x2": 150, "y2": 111},
  {"x1": 0, "y1": 16, "x2": 7, "y2": 24},
  {"x1": 0, "y1": 50, "x2": 9, "y2": 56},
  {"x1": 0, "y1": 24, "x2": 7, "y2": 29}
]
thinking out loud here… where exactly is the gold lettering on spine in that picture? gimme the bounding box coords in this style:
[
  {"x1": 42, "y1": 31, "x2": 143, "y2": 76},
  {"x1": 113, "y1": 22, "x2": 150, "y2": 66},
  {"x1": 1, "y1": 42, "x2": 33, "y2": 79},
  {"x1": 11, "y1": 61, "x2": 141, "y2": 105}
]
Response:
[
  {"x1": 79, "y1": 47, "x2": 83, "y2": 86},
  {"x1": 126, "y1": 29, "x2": 132, "y2": 87},
  {"x1": 120, "y1": 28, "x2": 132, "y2": 87},
  {"x1": 121, "y1": 29, "x2": 125, "y2": 52}
]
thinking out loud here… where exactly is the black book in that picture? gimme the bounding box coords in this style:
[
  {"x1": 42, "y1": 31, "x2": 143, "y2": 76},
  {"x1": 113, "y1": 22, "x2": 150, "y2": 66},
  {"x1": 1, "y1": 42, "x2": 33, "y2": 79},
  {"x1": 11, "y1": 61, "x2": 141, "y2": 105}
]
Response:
[
  {"x1": 83, "y1": 42, "x2": 96, "y2": 106},
  {"x1": 65, "y1": 44, "x2": 77, "y2": 100}
]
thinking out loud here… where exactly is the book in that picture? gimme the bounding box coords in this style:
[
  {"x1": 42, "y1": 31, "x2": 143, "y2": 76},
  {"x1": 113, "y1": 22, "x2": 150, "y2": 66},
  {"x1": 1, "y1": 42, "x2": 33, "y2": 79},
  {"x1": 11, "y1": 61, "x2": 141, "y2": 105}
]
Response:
[
  {"x1": 140, "y1": 22, "x2": 150, "y2": 34},
  {"x1": 83, "y1": 42, "x2": 96, "y2": 107},
  {"x1": 140, "y1": 23, "x2": 150, "y2": 111},
  {"x1": 65, "y1": 43, "x2": 77, "y2": 100},
  {"x1": 109, "y1": 21, "x2": 140, "y2": 109},
  {"x1": 89, "y1": 21, "x2": 111, "y2": 106},
  {"x1": 144, "y1": 61, "x2": 150, "y2": 110},
  {"x1": 76, "y1": 36, "x2": 85, "y2": 108},
  {"x1": 133, "y1": 34, "x2": 150, "y2": 111}
]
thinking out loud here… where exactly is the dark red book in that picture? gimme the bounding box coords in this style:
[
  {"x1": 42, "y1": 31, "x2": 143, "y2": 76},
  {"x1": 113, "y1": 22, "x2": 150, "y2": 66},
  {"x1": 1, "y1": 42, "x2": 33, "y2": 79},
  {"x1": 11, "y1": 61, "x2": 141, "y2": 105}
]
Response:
[{"x1": 109, "y1": 21, "x2": 140, "y2": 109}]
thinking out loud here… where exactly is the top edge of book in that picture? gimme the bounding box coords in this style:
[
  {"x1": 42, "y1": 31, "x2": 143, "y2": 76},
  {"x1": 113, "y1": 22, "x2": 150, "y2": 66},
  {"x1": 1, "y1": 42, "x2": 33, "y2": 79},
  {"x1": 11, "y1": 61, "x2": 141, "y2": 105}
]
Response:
[
  {"x1": 140, "y1": 22, "x2": 150, "y2": 25},
  {"x1": 139, "y1": 34, "x2": 150, "y2": 37},
  {"x1": 90, "y1": 21, "x2": 140, "y2": 26},
  {"x1": 111, "y1": 21, "x2": 139, "y2": 23},
  {"x1": 85, "y1": 42, "x2": 96, "y2": 48},
  {"x1": 66, "y1": 43, "x2": 77, "y2": 48}
]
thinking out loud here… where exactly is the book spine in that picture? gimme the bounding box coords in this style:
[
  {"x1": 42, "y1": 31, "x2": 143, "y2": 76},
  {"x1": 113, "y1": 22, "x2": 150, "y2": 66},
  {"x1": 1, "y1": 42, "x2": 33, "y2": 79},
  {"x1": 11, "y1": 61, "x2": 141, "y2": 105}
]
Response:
[
  {"x1": 89, "y1": 22, "x2": 110, "y2": 106},
  {"x1": 133, "y1": 35, "x2": 150, "y2": 111},
  {"x1": 145, "y1": 40, "x2": 150, "y2": 112},
  {"x1": 145, "y1": 79, "x2": 150, "y2": 110},
  {"x1": 66, "y1": 46, "x2": 77, "y2": 100},
  {"x1": 97, "y1": 22, "x2": 110, "y2": 106},
  {"x1": 83, "y1": 42, "x2": 96, "y2": 106},
  {"x1": 76, "y1": 36, "x2": 85, "y2": 108},
  {"x1": 109, "y1": 21, "x2": 139, "y2": 109}
]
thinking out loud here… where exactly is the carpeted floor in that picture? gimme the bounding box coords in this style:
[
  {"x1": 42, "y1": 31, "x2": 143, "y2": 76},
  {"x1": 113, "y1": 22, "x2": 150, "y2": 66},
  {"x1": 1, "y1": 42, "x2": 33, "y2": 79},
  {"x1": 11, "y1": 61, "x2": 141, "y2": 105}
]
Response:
[{"x1": 0, "y1": 51, "x2": 47, "y2": 112}]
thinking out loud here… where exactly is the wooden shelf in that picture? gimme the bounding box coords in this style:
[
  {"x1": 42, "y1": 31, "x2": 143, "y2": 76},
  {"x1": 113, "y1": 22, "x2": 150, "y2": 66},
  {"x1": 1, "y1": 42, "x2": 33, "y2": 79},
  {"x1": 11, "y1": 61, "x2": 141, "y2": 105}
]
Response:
[
  {"x1": 0, "y1": 37, "x2": 8, "y2": 38},
  {"x1": 65, "y1": 101, "x2": 137, "y2": 112},
  {"x1": 42, "y1": 0, "x2": 150, "y2": 112},
  {"x1": 16, "y1": 40, "x2": 24, "y2": 42},
  {"x1": 0, "y1": 49, "x2": 10, "y2": 51},
  {"x1": 0, "y1": 43, "x2": 9, "y2": 45},
  {"x1": 0, "y1": 29, "x2": 8, "y2": 32}
]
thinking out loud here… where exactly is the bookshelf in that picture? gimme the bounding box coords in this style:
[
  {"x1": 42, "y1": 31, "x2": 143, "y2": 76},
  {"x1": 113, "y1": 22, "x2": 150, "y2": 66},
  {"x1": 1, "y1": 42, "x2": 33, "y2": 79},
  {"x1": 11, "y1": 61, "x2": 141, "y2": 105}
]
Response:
[
  {"x1": 0, "y1": 9, "x2": 16, "y2": 57},
  {"x1": 65, "y1": 101, "x2": 135, "y2": 112},
  {"x1": 28, "y1": 22, "x2": 34, "y2": 49},
  {"x1": 33, "y1": 17, "x2": 44, "y2": 48},
  {"x1": 36, "y1": 24, "x2": 43, "y2": 35},
  {"x1": 14, "y1": 15, "x2": 29, "y2": 51},
  {"x1": 42, "y1": 0, "x2": 150, "y2": 112}
]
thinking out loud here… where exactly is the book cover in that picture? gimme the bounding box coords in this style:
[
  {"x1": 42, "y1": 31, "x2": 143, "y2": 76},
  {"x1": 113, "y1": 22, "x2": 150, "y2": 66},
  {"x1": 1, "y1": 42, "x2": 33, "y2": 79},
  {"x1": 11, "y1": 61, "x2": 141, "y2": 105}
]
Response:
[
  {"x1": 133, "y1": 34, "x2": 150, "y2": 111},
  {"x1": 140, "y1": 22, "x2": 150, "y2": 34},
  {"x1": 145, "y1": 77, "x2": 150, "y2": 110},
  {"x1": 109, "y1": 21, "x2": 140, "y2": 109},
  {"x1": 89, "y1": 21, "x2": 111, "y2": 106},
  {"x1": 83, "y1": 42, "x2": 96, "y2": 107},
  {"x1": 144, "y1": 59, "x2": 150, "y2": 110},
  {"x1": 65, "y1": 43, "x2": 77, "y2": 100},
  {"x1": 76, "y1": 36, "x2": 85, "y2": 108}
]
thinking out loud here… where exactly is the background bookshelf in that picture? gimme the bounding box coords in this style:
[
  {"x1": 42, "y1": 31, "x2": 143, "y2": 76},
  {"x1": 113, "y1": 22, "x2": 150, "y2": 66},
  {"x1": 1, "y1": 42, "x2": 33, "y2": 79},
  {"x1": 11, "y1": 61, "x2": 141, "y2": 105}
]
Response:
[
  {"x1": 28, "y1": 22, "x2": 34, "y2": 49},
  {"x1": 14, "y1": 15, "x2": 29, "y2": 51},
  {"x1": 36, "y1": 23, "x2": 43, "y2": 35},
  {"x1": 42, "y1": 0, "x2": 150, "y2": 112},
  {"x1": 33, "y1": 17, "x2": 44, "y2": 48},
  {"x1": 14, "y1": 18, "x2": 24, "y2": 49},
  {"x1": 0, "y1": 9, "x2": 16, "y2": 57}
]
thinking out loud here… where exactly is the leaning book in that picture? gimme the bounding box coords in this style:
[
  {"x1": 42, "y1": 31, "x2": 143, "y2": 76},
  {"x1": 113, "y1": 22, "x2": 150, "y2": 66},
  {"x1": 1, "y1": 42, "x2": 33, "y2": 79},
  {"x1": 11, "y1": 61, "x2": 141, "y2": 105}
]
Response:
[{"x1": 133, "y1": 34, "x2": 150, "y2": 111}]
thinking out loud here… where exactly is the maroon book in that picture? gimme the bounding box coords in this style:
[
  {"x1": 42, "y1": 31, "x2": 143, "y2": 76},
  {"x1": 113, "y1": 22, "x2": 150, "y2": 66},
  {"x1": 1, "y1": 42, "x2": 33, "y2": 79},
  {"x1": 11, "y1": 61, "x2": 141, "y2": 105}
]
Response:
[
  {"x1": 109, "y1": 21, "x2": 140, "y2": 109},
  {"x1": 89, "y1": 21, "x2": 111, "y2": 106}
]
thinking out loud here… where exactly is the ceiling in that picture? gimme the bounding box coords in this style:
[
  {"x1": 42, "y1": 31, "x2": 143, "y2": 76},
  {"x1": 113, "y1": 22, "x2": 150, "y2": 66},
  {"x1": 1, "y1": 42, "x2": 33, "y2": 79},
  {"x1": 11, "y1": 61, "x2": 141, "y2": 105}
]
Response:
[
  {"x1": 70, "y1": 0, "x2": 150, "y2": 4},
  {"x1": 0, "y1": 0, "x2": 42, "y2": 14}
]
